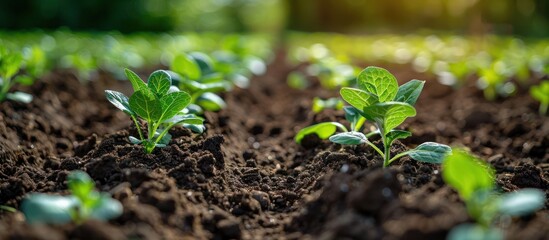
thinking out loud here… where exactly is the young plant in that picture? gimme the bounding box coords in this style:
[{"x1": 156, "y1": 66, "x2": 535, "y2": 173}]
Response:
[
  {"x1": 105, "y1": 68, "x2": 204, "y2": 154},
  {"x1": 0, "y1": 46, "x2": 34, "y2": 103},
  {"x1": 312, "y1": 97, "x2": 344, "y2": 113},
  {"x1": 443, "y1": 149, "x2": 545, "y2": 240},
  {"x1": 21, "y1": 171, "x2": 123, "y2": 225},
  {"x1": 170, "y1": 52, "x2": 231, "y2": 113},
  {"x1": 339, "y1": 66, "x2": 451, "y2": 167},
  {"x1": 530, "y1": 80, "x2": 549, "y2": 115}
]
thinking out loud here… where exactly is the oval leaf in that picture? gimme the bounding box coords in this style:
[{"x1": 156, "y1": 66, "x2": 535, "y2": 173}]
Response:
[
  {"x1": 362, "y1": 101, "x2": 416, "y2": 135},
  {"x1": 105, "y1": 90, "x2": 134, "y2": 115},
  {"x1": 172, "y1": 54, "x2": 201, "y2": 80},
  {"x1": 340, "y1": 87, "x2": 378, "y2": 111},
  {"x1": 159, "y1": 91, "x2": 192, "y2": 122},
  {"x1": 21, "y1": 194, "x2": 76, "y2": 225},
  {"x1": 148, "y1": 70, "x2": 171, "y2": 97},
  {"x1": 386, "y1": 130, "x2": 412, "y2": 146},
  {"x1": 89, "y1": 195, "x2": 123, "y2": 221},
  {"x1": 447, "y1": 223, "x2": 503, "y2": 240},
  {"x1": 408, "y1": 142, "x2": 452, "y2": 164},
  {"x1": 395, "y1": 80, "x2": 425, "y2": 105},
  {"x1": 357, "y1": 66, "x2": 398, "y2": 102},
  {"x1": 129, "y1": 89, "x2": 162, "y2": 121},
  {"x1": 196, "y1": 92, "x2": 226, "y2": 111},
  {"x1": 295, "y1": 122, "x2": 348, "y2": 144},
  {"x1": 329, "y1": 131, "x2": 367, "y2": 145},
  {"x1": 498, "y1": 189, "x2": 545, "y2": 216},
  {"x1": 124, "y1": 68, "x2": 147, "y2": 92},
  {"x1": 442, "y1": 149, "x2": 496, "y2": 201}
]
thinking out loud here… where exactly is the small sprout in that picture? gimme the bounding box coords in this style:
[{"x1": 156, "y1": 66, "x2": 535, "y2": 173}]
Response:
[
  {"x1": 0, "y1": 46, "x2": 35, "y2": 103},
  {"x1": 287, "y1": 71, "x2": 309, "y2": 90},
  {"x1": 530, "y1": 80, "x2": 549, "y2": 115},
  {"x1": 296, "y1": 66, "x2": 450, "y2": 167},
  {"x1": 170, "y1": 53, "x2": 231, "y2": 113},
  {"x1": 105, "y1": 68, "x2": 204, "y2": 154},
  {"x1": 443, "y1": 149, "x2": 546, "y2": 240},
  {"x1": 312, "y1": 97, "x2": 344, "y2": 113},
  {"x1": 21, "y1": 171, "x2": 123, "y2": 225},
  {"x1": 339, "y1": 66, "x2": 451, "y2": 167}
]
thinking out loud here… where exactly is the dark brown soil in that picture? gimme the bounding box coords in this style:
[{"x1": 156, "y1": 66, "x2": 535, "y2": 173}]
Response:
[{"x1": 0, "y1": 52, "x2": 547, "y2": 240}]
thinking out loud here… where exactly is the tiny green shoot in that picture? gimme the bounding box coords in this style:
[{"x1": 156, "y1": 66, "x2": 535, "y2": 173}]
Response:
[
  {"x1": 296, "y1": 67, "x2": 450, "y2": 167},
  {"x1": 21, "y1": 171, "x2": 123, "y2": 225},
  {"x1": 0, "y1": 46, "x2": 34, "y2": 103},
  {"x1": 105, "y1": 68, "x2": 204, "y2": 154},
  {"x1": 443, "y1": 149, "x2": 546, "y2": 240},
  {"x1": 312, "y1": 97, "x2": 344, "y2": 113},
  {"x1": 530, "y1": 80, "x2": 549, "y2": 115}
]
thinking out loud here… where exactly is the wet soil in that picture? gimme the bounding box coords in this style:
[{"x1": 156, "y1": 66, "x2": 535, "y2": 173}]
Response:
[{"x1": 0, "y1": 53, "x2": 547, "y2": 240}]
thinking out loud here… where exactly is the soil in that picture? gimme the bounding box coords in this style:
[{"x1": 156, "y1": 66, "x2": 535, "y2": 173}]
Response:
[{"x1": 0, "y1": 52, "x2": 547, "y2": 240}]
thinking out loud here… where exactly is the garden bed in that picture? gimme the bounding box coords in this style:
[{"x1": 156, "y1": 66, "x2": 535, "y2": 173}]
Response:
[{"x1": 0, "y1": 52, "x2": 547, "y2": 240}]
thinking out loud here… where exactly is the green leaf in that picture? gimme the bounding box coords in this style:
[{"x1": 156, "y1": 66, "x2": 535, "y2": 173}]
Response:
[
  {"x1": 340, "y1": 87, "x2": 379, "y2": 111},
  {"x1": 148, "y1": 70, "x2": 171, "y2": 97},
  {"x1": 165, "y1": 114, "x2": 204, "y2": 125},
  {"x1": 442, "y1": 149, "x2": 496, "y2": 201},
  {"x1": 329, "y1": 131, "x2": 367, "y2": 145},
  {"x1": 129, "y1": 136, "x2": 142, "y2": 144},
  {"x1": 357, "y1": 66, "x2": 398, "y2": 102},
  {"x1": 129, "y1": 89, "x2": 162, "y2": 121},
  {"x1": 295, "y1": 122, "x2": 348, "y2": 144},
  {"x1": 530, "y1": 81, "x2": 549, "y2": 103},
  {"x1": 408, "y1": 142, "x2": 452, "y2": 164},
  {"x1": 88, "y1": 194, "x2": 123, "y2": 221},
  {"x1": 343, "y1": 106, "x2": 362, "y2": 126},
  {"x1": 14, "y1": 75, "x2": 35, "y2": 86},
  {"x1": 6, "y1": 91, "x2": 32, "y2": 103},
  {"x1": 183, "y1": 123, "x2": 206, "y2": 134},
  {"x1": 67, "y1": 171, "x2": 95, "y2": 202},
  {"x1": 498, "y1": 189, "x2": 545, "y2": 216},
  {"x1": 196, "y1": 92, "x2": 226, "y2": 111},
  {"x1": 21, "y1": 194, "x2": 76, "y2": 224},
  {"x1": 124, "y1": 68, "x2": 147, "y2": 92},
  {"x1": 447, "y1": 224, "x2": 503, "y2": 240},
  {"x1": 172, "y1": 54, "x2": 201, "y2": 80},
  {"x1": 159, "y1": 91, "x2": 191, "y2": 122},
  {"x1": 394, "y1": 80, "x2": 425, "y2": 105},
  {"x1": 105, "y1": 90, "x2": 134, "y2": 115},
  {"x1": 386, "y1": 130, "x2": 412, "y2": 146},
  {"x1": 362, "y1": 101, "x2": 416, "y2": 135}
]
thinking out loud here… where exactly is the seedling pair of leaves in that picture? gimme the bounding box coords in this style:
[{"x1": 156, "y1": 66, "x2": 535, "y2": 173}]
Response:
[
  {"x1": 22, "y1": 171, "x2": 122, "y2": 224},
  {"x1": 0, "y1": 46, "x2": 35, "y2": 103},
  {"x1": 296, "y1": 67, "x2": 451, "y2": 167},
  {"x1": 170, "y1": 52, "x2": 230, "y2": 113},
  {"x1": 105, "y1": 68, "x2": 204, "y2": 154},
  {"x1": 443, "y1": 149, "x2": 545, "y2": 240},
  {"x1": 530, "y1": 80, "x2": 549, "y2": 115}
]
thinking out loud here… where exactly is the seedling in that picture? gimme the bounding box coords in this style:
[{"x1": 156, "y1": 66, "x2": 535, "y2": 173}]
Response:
[
  {"x1": 21, "y1": 171, "x2": 123, "y2": 225},
  {"x1": 170, "y1": 53, "x2": 231, "y2": 113},
  {"x1": 105, "y1": 68, "x2": 204, "y2": 154},
  {"x1": 443, "y1": 149, "x2": 545, "y2": 240},
  {"x1": 312, "y1": 97, "x2": 344, "y2": 113},
  {"x1": 0, "y1": 46, "x2": 34, "y2": 103},
  {"x1": 530, "y1": 80, "x2": 549, "y2": 115},
  {"x1": 296, "y1": 67, "x2": 450, "y2": 167}
]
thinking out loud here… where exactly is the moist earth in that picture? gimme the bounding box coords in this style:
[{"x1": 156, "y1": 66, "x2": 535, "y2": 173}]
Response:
[{"x1": 0, "y1": 53, "x2": 547, "y2": 240}]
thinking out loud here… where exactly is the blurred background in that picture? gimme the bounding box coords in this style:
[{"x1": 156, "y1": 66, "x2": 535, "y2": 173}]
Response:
[{"x1": 0, "y1": 0, "x2": 547, "y2": 37}]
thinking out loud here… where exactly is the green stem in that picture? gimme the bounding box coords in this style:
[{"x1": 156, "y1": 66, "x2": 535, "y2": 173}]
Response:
[
  {"x1": 387, "y1": 150, "x2": 412, "y2": 165},
  {"x1": 0, "y1": 78, "x2": 12, "y2": 102},
  {"x1": 153, "y1": 123, "x2": 176, "y2": 147},
  {"x1": 365, "y1": 130, "x2": 379, "y2": 138},
  {"x1": 354, "y1": 117, "x2": 367, "y2": 132},
  {"x1": 365, "y1": 140, "x2": 384, "y2": 158},
  {"x1": 130, "y1": 115, "x2": 145, "y2": 140},
  {"x1": 540, "y1": 102, "x2": 548, "y2": 116},
  {"x1": 383, "y1": 141, "x2": 391, "y2": 167}
]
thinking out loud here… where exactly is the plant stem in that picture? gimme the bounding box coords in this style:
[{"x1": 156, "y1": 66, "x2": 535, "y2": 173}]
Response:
[
  {"x1": 365, "y1": 140, "x2": 384, "y2": 158},
  {"x1": 540, "y1": 102, "x2": 548, "y2": 116},
  {"x1": 130, "y1": 115, "x2": 145, "y2": 140},
  {"x1": 383, "y1": 141, "x2": 391, "y2": 167},
  {"x1": 388, "y1": 151, "x2": 412, "y2": 165}
]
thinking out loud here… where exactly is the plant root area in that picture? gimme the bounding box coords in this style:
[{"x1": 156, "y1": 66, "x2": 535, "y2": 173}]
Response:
[{"x1": 0, "y1": 53, "x2": 548, "y2": 240}]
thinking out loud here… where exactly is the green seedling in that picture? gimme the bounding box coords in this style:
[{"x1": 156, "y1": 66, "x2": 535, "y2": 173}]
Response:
[
  {"x1": 296, "y1": 67, "x2": 450, "y2": 167},
  {"x1": 21, "y1": 171, "x2": 123, "y2": 225},
  {"x1": 170, "y1": 52, "x2": 231, "y2": 113},
  {"x1": 287, "y1": 71, "x2": 309, "y2": 90},
  {"x1": 339, "y1": 66, "x2": 451, "y2": 167},
  {"x1": 105, "y1": 68, "x2": 204, "y2": 154},
  {"x1": 0, "y1": 46, "x2": 34, "y2": 103},
  {"x1": 312, "y1": 97, "x2": 344, "y2": 113},
  {"x1": 530, "y1": 80, "x2": 549, "y2": 115},
  {"x1": 443, "y1": 149, "x2": 546, "y2": 240}
]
